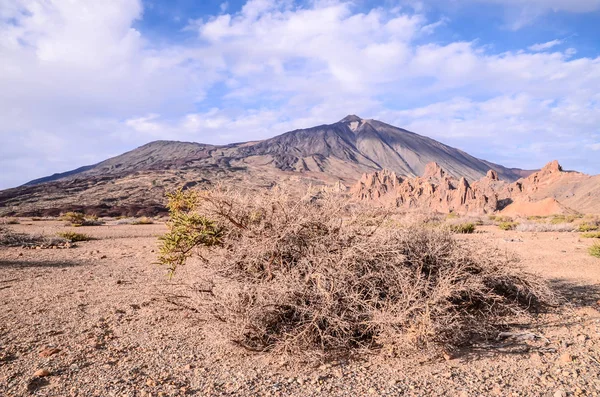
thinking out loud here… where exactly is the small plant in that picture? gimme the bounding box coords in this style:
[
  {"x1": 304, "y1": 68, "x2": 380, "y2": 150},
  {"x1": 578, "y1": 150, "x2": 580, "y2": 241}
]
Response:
[
  {"x1": 31, "y1": 217, "x2": 43, "y2": 221},
  {"x1": 589, "y1": 243, "x2": 600, "y2": 258},
  {"x1": 61, "y1": 212, "x2": 103, "y2": 227},
  {"x1": 449, "y1": 223, "x2": 476, "y2": 234},
  {"x1": 57, "y1": 231, "x2": 93, "y2": 242},
  {"x1": 132, "y1": 216, "x2": 154, "y2": 225},
  {"x1": 582, "y1": 232, "x2": 600, "y2": 239},
  {"x1": 578, "y1": 223, "x2": 599, "y2": 232},
  {"x1": 446, "y1": 212, "x2": 459, "y2": 219},
  {"x1": 1, "y1": 218, "x2": 20, "y2": 225},
  {"x1": 0, "y1": 226, "x2": 67, "y2": 248},
  {"x1": 516, "y1": 223, "x2": 577, "y2": 233},
  {"x1": 498, "y1": 221, "x2": 518, "y2": 231},
  {"x1": 550, "y1": 214, "x2": 581, "y2": 224}
]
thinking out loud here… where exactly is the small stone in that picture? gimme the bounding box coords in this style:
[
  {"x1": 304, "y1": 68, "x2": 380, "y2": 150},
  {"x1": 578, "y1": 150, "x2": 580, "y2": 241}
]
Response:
[
  {"x1": 39, "y1": 348, "x2": 61, "y2": 358},
  {"x1": 558, "y1": 353, "x2": 573, "y2": 364},
  {"x1": 554, "y1": 389, "x2": 566, "y2": 397},
  {"x1": 34, "y1": 369, "x2": 51, "y2": 377},
  {"x1": 576, "y1": 334, "x2": 588, "y2": 343},
  {"x1": 368, "y1": 387, "x2": 377, "y2": 394},
  {"x1": 146, "y1": 378, "x2": 156, "y2": 387},
  {"x1": 116, "y1": 280, "x2": 123, "y2": 285}
]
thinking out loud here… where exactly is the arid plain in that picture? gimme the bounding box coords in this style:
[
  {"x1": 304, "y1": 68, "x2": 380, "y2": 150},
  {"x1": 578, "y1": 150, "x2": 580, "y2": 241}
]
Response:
[{"x1": 1, "y1": 218, "x2": 599, "y2": 397}]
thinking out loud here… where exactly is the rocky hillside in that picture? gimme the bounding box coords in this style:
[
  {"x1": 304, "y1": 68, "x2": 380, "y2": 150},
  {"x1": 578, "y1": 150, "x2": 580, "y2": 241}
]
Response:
[
  {"x1": 351, "y1": 160, "x2": 600, "y2": 215},
  {"x1": 0, "y1": 115, "x2": 534, "y2": 216}
]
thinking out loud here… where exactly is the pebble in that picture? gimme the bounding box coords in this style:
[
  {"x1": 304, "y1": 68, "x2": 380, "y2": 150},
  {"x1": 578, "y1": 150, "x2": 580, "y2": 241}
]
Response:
[{"x1": 34, "y1": 369, "x2": 51, "y2": 377}]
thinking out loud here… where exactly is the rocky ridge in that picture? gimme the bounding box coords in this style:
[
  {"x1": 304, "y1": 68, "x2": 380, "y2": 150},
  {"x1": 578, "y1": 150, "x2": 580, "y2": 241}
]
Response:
[{"x1": 351, "y1": 160, "x2": 600, "y2": 215}]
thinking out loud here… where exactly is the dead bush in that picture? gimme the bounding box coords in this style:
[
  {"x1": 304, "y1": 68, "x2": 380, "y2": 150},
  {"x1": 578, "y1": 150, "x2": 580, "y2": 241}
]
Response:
[
  {"x1": 158, "y1": 187, "x2": 556, "y2": 358},
  {"x1": 0, "y1": 226, "x2": 67, "y2": 248},
  {"x1": 516, "y1": 223, "x2": 577, "y2": 233}
]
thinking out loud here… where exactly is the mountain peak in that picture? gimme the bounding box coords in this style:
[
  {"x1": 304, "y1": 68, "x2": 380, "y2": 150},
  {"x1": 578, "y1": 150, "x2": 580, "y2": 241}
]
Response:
[
  {"x1": 339, "y1": 114, "x2": 363, "y2": 123},
  {"x1": 542, "y1": 160, "x2": 563, "y2": 173}
]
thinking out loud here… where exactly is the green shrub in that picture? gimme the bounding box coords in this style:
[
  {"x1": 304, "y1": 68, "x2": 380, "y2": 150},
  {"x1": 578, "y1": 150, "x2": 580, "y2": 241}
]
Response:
[
  {"x1": 57, "y1": 231, "x2": 93, "y2": 242},
  {"x1": 582, "y1": 232, "x2": 600, "y2": 239},
  {"x1": 61, "y1": 212, "x2": 103, "y2": 227},
  {"x1": 446, "y1": 212, "x2": 459, "y2": 219},
  {"x1": 550, "y1": 214, "x2": 581, "y2": 224},
  {"x1": 578, "y1": 223, "x2": 599, "y2": 232},
  {"x1": 589, "y1": 243, "x2": 600, "y2": 258},
  {"x1": 498, "y1": 222, "x2": 518, "y2": 231},
  {"x1": 449, "y1": 223, "x2": 476, "y2": 234}
]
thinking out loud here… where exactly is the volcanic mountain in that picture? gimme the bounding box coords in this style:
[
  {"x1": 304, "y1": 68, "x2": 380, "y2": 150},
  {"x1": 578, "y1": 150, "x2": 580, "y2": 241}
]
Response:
[{"x1": 0, "y1": 115, "x2": 533, "y2": 216}]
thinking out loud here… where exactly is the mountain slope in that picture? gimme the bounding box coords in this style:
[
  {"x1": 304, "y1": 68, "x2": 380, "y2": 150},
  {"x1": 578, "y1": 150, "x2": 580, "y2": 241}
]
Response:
[{"x1": 1, "y1": 115, "x2": 534, "y2": 216}]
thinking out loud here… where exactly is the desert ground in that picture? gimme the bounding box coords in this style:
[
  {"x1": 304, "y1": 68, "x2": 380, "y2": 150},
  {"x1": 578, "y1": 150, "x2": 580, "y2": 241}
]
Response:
[{"x1": 1, "y1": 220, "x2": 600, "y2": 397}]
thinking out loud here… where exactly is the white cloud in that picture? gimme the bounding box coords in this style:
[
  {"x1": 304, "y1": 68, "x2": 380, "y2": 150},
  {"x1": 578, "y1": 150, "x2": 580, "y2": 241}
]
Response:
[
  {"x1": 474, "y1": 0, "x2": 600, "y2": 13},
  {"x1": 529, "y1": 39, "x2": 564, "y2": 52},
  {"x1": 1, "y1": 0, "x2": 600, "y2": 189}
]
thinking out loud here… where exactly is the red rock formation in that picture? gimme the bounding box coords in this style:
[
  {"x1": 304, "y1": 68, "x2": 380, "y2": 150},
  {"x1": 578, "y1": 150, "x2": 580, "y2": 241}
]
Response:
[{"x1": 351, "y1": 160, "x2": 589, "y2": 215}]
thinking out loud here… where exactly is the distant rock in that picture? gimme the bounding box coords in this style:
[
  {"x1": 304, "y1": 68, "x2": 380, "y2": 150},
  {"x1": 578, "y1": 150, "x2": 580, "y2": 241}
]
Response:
[{"x1": 351, "y1": 160, "x2": 599, "y2": 215}]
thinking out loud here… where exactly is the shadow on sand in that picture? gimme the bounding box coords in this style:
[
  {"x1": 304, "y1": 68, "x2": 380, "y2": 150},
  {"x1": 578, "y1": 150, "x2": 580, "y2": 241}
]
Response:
[
  {"x1": 453, "y1": 278, "x2": 600, "y2": 362},
  {"x1": 0, "y1": 259, "x2": 82, "y2": 269}
]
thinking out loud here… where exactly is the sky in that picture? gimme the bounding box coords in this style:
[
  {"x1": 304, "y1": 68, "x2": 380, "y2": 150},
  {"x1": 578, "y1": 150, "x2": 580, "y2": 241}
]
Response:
[{"x1": 1, "y1": 0, "x2": 599, "y2": 189}]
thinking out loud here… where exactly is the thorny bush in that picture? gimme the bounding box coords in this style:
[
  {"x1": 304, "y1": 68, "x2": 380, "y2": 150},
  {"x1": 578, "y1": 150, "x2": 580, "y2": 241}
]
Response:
[{"x1": 158, "y1": 187, "x2": 557, "y2": 358}]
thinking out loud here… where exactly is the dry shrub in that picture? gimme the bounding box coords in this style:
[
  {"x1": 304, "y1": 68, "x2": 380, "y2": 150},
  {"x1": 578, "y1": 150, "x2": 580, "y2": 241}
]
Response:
[
  {"x1": 582, "y1": 232, "x2": 600, "y2": 239},
  {"x1": 448, "y1": 222, "x2": 476, "y2": 234},
  {"x1": 578, "y1": 223, "x2": 599, "y2": 232},
  {"x1": 498, "y1": 221, "x2": 519, "y2": 231},
  {"x1": 57, "y1": 231, "x2": 93, "y2": 242},
  {"x1": 61, "y1": 212, "x2": 104, "y2": 227},
  {"x1": 589, "y1": 243, "x2": 600, "y2": 258},
  {"x1": 516, "y1": 223, "x2": 577, "y2": 233},
  {"x1": 550, "y1": 214, "x2": 581, "y2": 224},
  {"x1": 132, "y1": 216, "x2": 154, "y2": 225},
  {"x1": 159, "y1": 187, "x2": 556, "y2": 358},
  {"x1": 0, "y1": 226, "x2": 67, "y2": 248}
]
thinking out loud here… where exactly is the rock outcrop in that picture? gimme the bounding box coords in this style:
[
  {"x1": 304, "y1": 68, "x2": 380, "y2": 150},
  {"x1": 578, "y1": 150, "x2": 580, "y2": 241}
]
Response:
[
  {"x1": 351, "y1": 162, "x2": 501, "y2": 214},
  {"x1": 351, "y1": 160, "x2": 592, "y2": 215}
]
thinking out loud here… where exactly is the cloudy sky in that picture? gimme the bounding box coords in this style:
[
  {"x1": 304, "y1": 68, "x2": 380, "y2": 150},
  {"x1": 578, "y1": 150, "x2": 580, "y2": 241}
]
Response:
[{"x1": 1, "y1": 0, "x2": 599, "y2": 189}]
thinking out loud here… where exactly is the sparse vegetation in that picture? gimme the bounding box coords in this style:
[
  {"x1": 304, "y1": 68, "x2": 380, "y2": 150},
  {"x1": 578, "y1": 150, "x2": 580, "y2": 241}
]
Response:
[
  {"x1": 516, "y1": 223, "x2": 577, "y2": 233},
  {"x1": 158, "y1": 187, "x2": 556, "y2": 357},
  {"x1": 1, "y1": 218, "x2": 20, "y2": 225},
  {"x1": 0, "y1": 225, "x2": 67, "y2": 248},
  {"x1": 57, "y1": 231, "x2": 93, "y2": 242},
  {"x1": 578, "y1": 223, "x2": 599, "y2": 232},
  {"x1": 582, "y1": 232, "x2": 600, "y2": 239},
  {"x1": 589, "y1": 243, "x2": 600, "y2": 258},
  {"x1": 550, "y1": 214, "x2": 581, "y2": 224},
  {"x1": 132, "y1": 216, "x2": 154, "y2": 225},
  {"x1": 61, "y1": 212, "x2": 104, "y2": 227},
  {"x1": 498, "y1": 221, "x2": 519, "y2": 231},
  {"x1": 490, "y1": 215, "x2": 513, "y2": 223},
  {"x1": 448, "y1": 222, "x2": 476, "y2": 234}
]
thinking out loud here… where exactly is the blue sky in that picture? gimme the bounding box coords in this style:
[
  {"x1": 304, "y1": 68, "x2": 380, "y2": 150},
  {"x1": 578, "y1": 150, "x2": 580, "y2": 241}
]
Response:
[{"x1": 1, "y1": 0, "x2": 599, "y2": 188}]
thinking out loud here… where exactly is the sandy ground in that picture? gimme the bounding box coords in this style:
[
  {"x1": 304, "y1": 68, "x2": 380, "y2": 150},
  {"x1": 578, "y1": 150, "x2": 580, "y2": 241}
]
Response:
[{"x1": 1, "y1": 221, "x2": 600, "y2": 396}]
